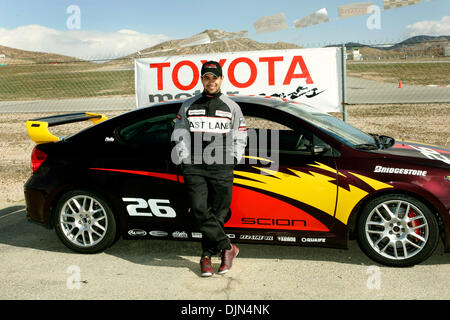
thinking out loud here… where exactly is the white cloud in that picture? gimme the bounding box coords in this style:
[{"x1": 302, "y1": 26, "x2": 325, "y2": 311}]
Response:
[
  {"x1": 0, "y1": 24, "x2": 170, "y2": 60},
  {"x1": 404, "y1": 16, "x2": 450, "y2": 37}
]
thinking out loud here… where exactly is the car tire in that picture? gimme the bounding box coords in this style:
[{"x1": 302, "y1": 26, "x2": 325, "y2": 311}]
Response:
[
  {"x1": 357, "y1": 194, "x2": 439, "y2": 267},
  {"x1": 54, "y1": 190, "x2": 117, "y2": 254}
]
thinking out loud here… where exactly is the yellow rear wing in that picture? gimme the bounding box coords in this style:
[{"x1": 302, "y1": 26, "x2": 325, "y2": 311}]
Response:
[{"x1": 26, "y1": 112, "x2": 108, "y2": 144}]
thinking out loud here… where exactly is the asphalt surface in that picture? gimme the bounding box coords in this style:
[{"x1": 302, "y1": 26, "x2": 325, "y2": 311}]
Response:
[
  {"x1": 0, "y1": 203, "x2": 449, "y2": 300},
  {"x1": 0, "y1": 96, "x2": 136, "y2": 113},
  {"x1": 346, "y1": 77, "x2": 450, "y2": 104}
]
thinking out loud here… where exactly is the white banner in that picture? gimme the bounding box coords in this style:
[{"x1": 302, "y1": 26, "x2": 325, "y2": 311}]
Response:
[
  {"x1": 338, "y1": 2, "x2": 374, "y2": 19},
  {"x1": 135, "y1": 48, "x2": 342, "y2": 112},
  {"x1": 253, "y1": 13, "x2": 289, "y2": 34},
  {"x1": 384, "y1": 0, "x2": 420, "y2": 10},
  {"x1": 293, "y1": 8, "x2": 330, "y2": 29}
]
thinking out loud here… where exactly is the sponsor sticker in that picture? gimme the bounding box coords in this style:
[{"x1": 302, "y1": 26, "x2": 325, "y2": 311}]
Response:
[
  {"x1": 172, "y1": 231, "x2": 188, "y2": 239},
  {"x1": 128, "y1": 229, "x2": 147, "y2": 237},
  {"x1": 191, "y1": 232, "x2": 203, "y2": 239},
  {"x1": 374, "y1": 165, "x2": 427, "y2": 176},
  {"x1": 215, "y1": 110, "x2": 232, "y2": 118},
  {"x1": 188, "y1": 109, "x2": 206, "y2": 116},
  {"x1": 240, "y1": 235, "x2": 274, "y2": 241},
  {"x1": 277, "y1": 236, "x2": 296, "y2": 242},
  {"x1": 410, "y1": 145, "x2": 450, "y2": 165},
  {"x1": 301, "y1": 237, "x2": 326, "y2": 243},
  {"x1": 187, "y1": 116, "x2": 231, "y2": 133},
  {"x1": 149, "y1": 230, "x2": 169, "y2": 237},
  {"x1": 238, "y1": 117, "x2": 247, "y2": 131}
]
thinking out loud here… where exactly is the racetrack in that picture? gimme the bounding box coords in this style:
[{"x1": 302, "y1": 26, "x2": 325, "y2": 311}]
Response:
[
  {"x1": 1, "y1": 77, "x2": 449, "y2": 113},
  {"x1": 347, "y1": 77, "x2": 450, "y2": 104},
  {"x1": 0, "y1": 205, "x2": 448, "y2": 300},
  {"x1": 0, "y1": 96, "x2": 136, "y2": 113}
]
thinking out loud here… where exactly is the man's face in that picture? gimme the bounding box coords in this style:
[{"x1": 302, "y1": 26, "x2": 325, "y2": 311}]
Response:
[{"x1": 201, "y1": 73, "x2": 223, "y2": 95}]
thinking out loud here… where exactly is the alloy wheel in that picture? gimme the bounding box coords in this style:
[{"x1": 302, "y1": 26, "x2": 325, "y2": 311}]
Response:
[
  {"x1": 59, "y1": 195, "x2": 108, "y2": 248},
  {"x1": 364, "y1": 200, "x2": 429, "y2": 260}
]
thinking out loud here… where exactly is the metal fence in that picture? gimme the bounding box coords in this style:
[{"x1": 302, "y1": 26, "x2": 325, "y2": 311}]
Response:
[
  {"x1": 344, "y1": 50, "x2": 450, "y2": 104},
  {"x1": 0, "y1": 41, "x2": 449, "y2": 113}
]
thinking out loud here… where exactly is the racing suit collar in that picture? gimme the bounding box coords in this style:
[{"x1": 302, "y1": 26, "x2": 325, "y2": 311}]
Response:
[{"x1": 202, "y1": 90, "x2": 222, "y2": 99}]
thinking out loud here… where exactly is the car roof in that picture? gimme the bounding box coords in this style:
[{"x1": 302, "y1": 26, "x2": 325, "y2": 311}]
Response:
[{"x1": 141, "y1": 95, "x2": 322, "y2": 113}]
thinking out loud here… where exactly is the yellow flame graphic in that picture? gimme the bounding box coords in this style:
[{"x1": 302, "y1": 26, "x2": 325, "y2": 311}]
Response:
[{"x1": 234, "y1": 162, "x2": 392, "y2": 225}]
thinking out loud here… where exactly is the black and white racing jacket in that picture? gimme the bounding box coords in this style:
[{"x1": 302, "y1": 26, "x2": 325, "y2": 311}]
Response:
[{"x1": 173, "y1": 91, "x2": 247, "y2": 165}]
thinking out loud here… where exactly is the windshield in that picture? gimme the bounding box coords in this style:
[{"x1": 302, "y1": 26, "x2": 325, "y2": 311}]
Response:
[{"x1": 279, "y1": 102, "x2": 376, "y2": 147}]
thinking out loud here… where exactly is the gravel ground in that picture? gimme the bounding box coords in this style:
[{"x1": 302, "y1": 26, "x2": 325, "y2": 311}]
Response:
[{"x1": 0, "y1": 103, "x2": 449, "y2": 206}]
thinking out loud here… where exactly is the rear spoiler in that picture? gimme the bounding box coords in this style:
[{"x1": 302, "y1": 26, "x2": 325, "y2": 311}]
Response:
[{"x1": 26, "y1": 112, "x2": 108, "y2": 144}]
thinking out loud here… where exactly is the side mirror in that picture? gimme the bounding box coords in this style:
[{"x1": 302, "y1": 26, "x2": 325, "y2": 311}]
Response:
[
  {"x1": 313, "y1": 144, "x2": 330, "y2": 155},
  {"x1": 379, "y1": 135, "x2": 396, "y2": 149}
]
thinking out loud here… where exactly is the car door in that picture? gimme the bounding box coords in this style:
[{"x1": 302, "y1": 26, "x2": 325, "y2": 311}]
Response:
[
  {"x1": 225, "y1": 105, "x2": 341, "y2": 246},
  {"x1": 87, "y1": 109, "x2": 192, "y2": 235}
]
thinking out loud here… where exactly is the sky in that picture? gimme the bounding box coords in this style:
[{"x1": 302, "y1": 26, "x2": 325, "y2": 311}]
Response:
[{"x1": 0, "y1": 0, "x2": 449, "y2": 60}]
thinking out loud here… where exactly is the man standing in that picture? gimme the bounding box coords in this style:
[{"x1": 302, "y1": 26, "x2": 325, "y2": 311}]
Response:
[{"x1": 173, "y1": 61, "x2": 247, "y2": 277}]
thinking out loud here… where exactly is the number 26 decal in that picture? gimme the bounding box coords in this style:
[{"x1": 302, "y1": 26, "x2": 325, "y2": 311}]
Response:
[{"x1": 122, "y1": 198, "x2": 176, "y2": 218}]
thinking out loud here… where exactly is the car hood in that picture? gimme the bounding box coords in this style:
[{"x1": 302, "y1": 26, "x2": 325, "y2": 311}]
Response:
[{"x1": 376, "y1": 140, "x2": 450, "y2": 167}]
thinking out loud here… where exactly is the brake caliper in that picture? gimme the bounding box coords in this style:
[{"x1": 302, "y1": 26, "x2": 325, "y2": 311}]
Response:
[{"x1": 408, "y1": 209, "x2": 423, "y2": 239}]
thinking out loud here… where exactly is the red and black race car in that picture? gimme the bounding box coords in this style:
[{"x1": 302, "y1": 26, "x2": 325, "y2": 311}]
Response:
[{"x1": 24, "y1": 96, "x2": 450, "y2": 267}]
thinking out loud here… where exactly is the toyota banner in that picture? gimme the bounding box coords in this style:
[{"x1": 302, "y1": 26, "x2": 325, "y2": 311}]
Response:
[{"x1": 135, "y1": 48, "x2": 342, "y2": 113}]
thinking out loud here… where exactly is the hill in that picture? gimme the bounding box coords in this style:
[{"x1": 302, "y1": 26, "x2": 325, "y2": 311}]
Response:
[
  {"x1": 328, "y1": 35, "x2": 450, "y2": 59},
  {"x1": 134, "y1": 29, "x2": 300, "y2": 57},
  {"x1": 2, "y1": 31, "x2": 449, "y2": 65},
  {"x1": 389, "y1": 35, "x2": 450, "y2": 50},
  {"x1": 92, "y1": 29, "x2": 302, "y2": 69},
  {"x1": 0, "y1": 45, "x2": 84, "y2": 65}
]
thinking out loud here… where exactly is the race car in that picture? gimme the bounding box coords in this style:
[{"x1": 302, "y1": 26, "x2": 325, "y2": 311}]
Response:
[{"x1": 24, "y1": 96, "x2": 450, "y2": 267}]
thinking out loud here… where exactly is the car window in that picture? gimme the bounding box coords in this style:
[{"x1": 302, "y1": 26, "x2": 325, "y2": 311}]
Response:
[
  {"x1": 117, "y1": 114, "x2": 176, "y2": 148},
  {"x1": 280, "y1": 103, "x2": 375, "y2": 147},
  {"x1": 244, "y1": 116, "x2": 313, "y2": 154}
]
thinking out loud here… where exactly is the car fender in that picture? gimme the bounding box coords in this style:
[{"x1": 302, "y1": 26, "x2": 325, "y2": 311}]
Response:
[
  {"x1": 48, "y1": 183, "x2": 127, "y2": 237},
  {"x1": 346, "y1": 182, "x2": 449, "y2": 251}
]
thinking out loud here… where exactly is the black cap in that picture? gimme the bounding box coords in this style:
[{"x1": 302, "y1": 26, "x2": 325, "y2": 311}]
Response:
[{"x1": 201, "y1": 60, "x2": 222, "y2": 77}]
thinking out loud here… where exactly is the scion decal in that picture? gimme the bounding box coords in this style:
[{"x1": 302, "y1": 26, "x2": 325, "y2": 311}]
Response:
[
  {"x1": 233, "y1": 163, "x2": 339, "y2": 218},
  {"x1": 308, "y1": 162, "x2": 346, "y2": 177},
  {"x1": 91, "y1": 164, "x2": 393, "y2": 226},
  {"x1": 233, "y1": 162, "x2": 393, "y2": 225},
  {"x1": 227, "y1": 186, "x2": 329, "y2": 231},
  {"x1": 333, "y1": 172, "x2": 392, "y2": 224}
]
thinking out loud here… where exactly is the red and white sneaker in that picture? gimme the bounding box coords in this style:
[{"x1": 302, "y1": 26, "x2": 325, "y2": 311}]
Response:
[
  {"x1": 218, "y1": 244, "x2": 239, "y2": 275},
  {"x1": 200, "y1": 256, "x2": 214, "y2": 277}
]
